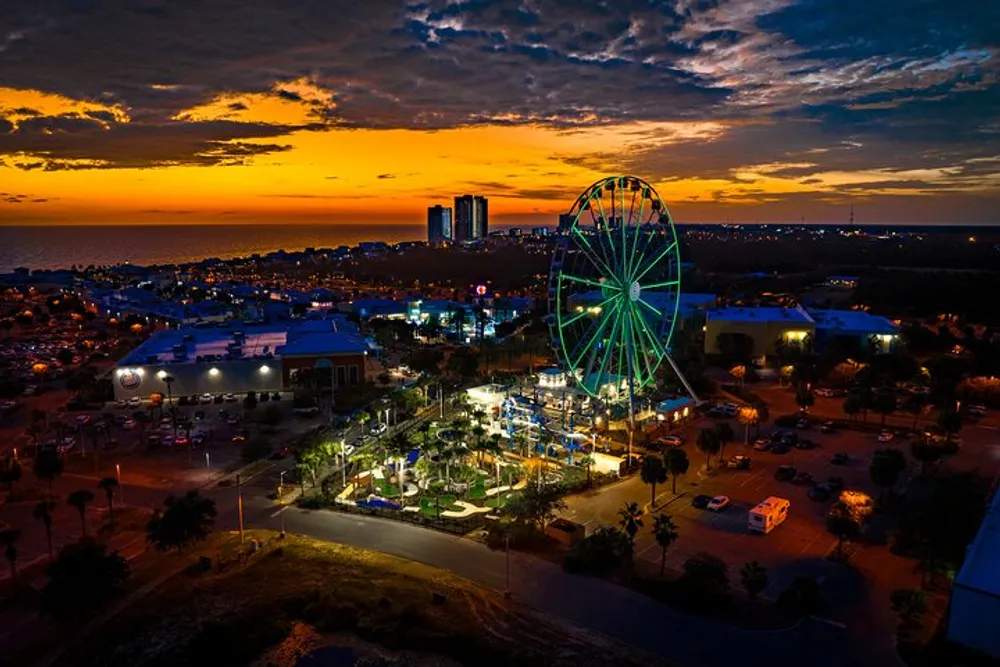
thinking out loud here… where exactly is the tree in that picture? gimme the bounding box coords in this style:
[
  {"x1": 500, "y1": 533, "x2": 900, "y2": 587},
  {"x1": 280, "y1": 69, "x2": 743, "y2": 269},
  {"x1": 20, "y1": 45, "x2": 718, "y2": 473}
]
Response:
[
  {"x1": 827, "y1": 501, "x2": 862, "y2": 559},
  {"x1": 869, "y1": 448, "x2": 906, "y2": 503},
  {"x1": 43, "y1": 537, "x2": 130, "y2": 619},
  {"x1": 891, "y1": 589, "x2": 929, "y2": 637},
  {"x1": 872, "y1": 387, "x2": 896, "y2": 426},
  {"x1": 67, "y1": 489, "x2": 95, "y2": 537},
  {"x1": 98, "y1": 476, "x2": 119, "y2": 526},
  {"x1": 639, "y1": 455, "x2": 667, "y2": 506},
  {"x1": 794, "y1": 386, "x2": 815, "y2": 413},
  {"x1": 696, "y1": 428, "x2": 721, "y2": 471},
  {"x1": 147, "y1": 490, "x2": 217, "y2": 551},
  {"x1": 0, "y1": 454, "x2": 22, "y2": 499},
  {"x1": 740, "y1": 560, "x2": 769, "y2": 601},
  {"x1": 505, "y1": 485, "x2": 566, "y2": 531},
  {"x1": 617, "y1": 501, "x2": 644, "y2": 553},
  {"x1": 34, "y1": 501, "x2": 56, "y2": 561},
  {"x1": 842, "y1": 393, "x2": 862, "y2": 422},
  {"x1": 579, "y1": 454, "x2": 594, "y2": 487},
  {"x1": 910, "y1": 438, "x2": 946, "y2": 476},
  {"x1": 937, "y1": 409, "x2": 963, "y2": 444},
  {"x1": 714, "y1": 421, "x2": 734, "y2": 464},
  {"x1": 0, "y1": 529, "x2": 21, "y2": 590},
  {"x1": 681, "y1": 552, "x2": 729, "y2": 592},
  {"x1": 651, "y1": 513, "x2": 679, "y2": 576},
  {"x1": 33, "y1": 448, "x2": 64, "y2": 497},
  {"x1": 736, "y1": 406, "x2": 758, "y2": 445},
  {"x1": 664, "y1": 448, "x2": 690, "y2": 494}
]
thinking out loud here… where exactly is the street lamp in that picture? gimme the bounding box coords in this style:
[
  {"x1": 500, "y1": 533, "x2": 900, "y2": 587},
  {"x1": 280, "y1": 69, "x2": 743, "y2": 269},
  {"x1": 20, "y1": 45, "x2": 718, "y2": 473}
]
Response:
[{"x1": 116, "y1": 462, "x2": 124, "y2": 507}]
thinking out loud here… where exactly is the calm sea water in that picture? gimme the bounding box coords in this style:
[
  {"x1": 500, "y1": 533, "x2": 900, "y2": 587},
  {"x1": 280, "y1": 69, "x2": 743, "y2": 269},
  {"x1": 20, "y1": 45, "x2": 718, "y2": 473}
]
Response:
[{"x1": 0, "y1": 224, "x2": 428, "y2": 272}]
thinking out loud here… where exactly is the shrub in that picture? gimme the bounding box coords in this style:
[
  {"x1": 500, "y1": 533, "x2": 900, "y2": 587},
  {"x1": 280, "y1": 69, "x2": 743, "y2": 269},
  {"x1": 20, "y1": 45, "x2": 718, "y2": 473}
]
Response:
[
  {"x1": 563, "y1": 526, "x2": 630, "y2": 576},
  {"x1": 776, "y1": 576, "x2": 822, "y2": 617}
]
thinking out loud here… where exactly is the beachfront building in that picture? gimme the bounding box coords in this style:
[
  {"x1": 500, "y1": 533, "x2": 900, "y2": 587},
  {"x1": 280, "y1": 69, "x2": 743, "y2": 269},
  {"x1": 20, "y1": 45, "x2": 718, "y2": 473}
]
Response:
[
  {"x1": 453, "y1": 194, "x2": 489, "y2": 242},
  {"x1": 111, "y1": 319, "x2": 368, "y2": 401},
  {"x1": 427, "y1": 205, "x2": 453, "y2": 246},
  {"x1": 948, "y1": 486, "x2": 1000, "y2": 659}
]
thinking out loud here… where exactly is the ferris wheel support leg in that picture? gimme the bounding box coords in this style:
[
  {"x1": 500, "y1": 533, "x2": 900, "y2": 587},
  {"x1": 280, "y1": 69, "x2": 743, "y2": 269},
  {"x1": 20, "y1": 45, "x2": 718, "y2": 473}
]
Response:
[{"x1": 663, "y1": 352, "x2": 700, "y2": 404}]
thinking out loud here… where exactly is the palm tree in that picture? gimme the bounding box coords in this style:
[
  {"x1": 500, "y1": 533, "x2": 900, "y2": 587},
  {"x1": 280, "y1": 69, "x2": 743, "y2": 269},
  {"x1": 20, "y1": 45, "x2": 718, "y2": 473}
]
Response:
[
  {"x1": 696, "y1": 428, "x2": 721, "y2": 471},
  {"x1": 579, "y1": 454, "x2": 595, "y2": 488},
  {"x1": 33, "y1": 500, "x2": 57, "y2": 561},
  {"x1": 651, "y1": 514, "x2": 679, "y2": 576},
  {"x1": 639, "y1": 455, "x2": 668, "y2": 506},
  {"x1": 740, "y1": 560, "x2": 769, "y2": 601},
  {"x1": 736, "y1": 406, "x2": 758, "y2": 445},
  {"x1": 0, "y1": 454, "x2": 22, "y2": 499},
  {"x1": 663, "y1": 448, "x2": 690, "y2": 494},
  {"x1": 98, "y1": 477, "x2": 119, "y2": 525},
  {"x1": 162, "y1": 374, "x2": 175, "y2": 407},
  {"x1": 0, "y1": 529, "x2": 21, "y2": 590},
  {"x1": 67, "y1": 489, "x2": 95, "y2": 537},
  {"x1": 33, "y1": 448, "x2": 64, "y2": 498},
  {"x1": 714, "y1": 421, "x2": 734, "y2": 465},
  {"x1": 618, "y1": 501, "x2": 644, "y2": 553}
]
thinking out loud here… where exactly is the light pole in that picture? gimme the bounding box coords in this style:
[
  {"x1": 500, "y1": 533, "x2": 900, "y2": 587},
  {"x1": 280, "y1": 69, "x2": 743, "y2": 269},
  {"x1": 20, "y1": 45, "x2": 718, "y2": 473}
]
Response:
[
  {"x1": 236, "y1": 473, "x2": 245, "y2": 544},
  {"x1": 278, "y1": 470, "x2": 286, "y2": 538},
  {"x1": 341, "y1": 438, "x2": 348, "y2": 488},
  {"x1": 116, "y1": 462, "x2": 124, "y2": 507},
  {"x1": 205, "y1": 451, "x2": 210, "y2": 471}
]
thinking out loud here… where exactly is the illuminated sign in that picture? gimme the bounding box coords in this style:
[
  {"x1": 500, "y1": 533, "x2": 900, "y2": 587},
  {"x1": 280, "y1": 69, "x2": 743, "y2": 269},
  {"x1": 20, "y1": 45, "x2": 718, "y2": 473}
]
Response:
[{"x1": 119, "y1": 370, "x2": 142, "y2": 390}]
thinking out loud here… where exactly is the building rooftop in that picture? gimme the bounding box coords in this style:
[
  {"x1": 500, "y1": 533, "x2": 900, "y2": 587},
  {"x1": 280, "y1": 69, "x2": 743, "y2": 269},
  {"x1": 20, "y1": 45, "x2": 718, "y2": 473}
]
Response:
[
  {"x1": 954, "y1": 487, "x2": 1000, "y2": 598},
  {"x1": 809, "y1": 309, "x2": 898, "y2": 335},
  {"x1": 120, "y1": 319, "x2": 363, "y2": 366},
  {"x1": 706, "y1": 306, "x2": 814, "y2": 324}
]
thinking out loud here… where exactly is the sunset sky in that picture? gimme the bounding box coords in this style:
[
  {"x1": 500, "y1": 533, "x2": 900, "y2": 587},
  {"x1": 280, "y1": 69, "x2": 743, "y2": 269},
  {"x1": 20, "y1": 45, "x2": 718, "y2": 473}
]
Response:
[{"x1": 1, "y1": 0, "x2": 999, "y2": 226}]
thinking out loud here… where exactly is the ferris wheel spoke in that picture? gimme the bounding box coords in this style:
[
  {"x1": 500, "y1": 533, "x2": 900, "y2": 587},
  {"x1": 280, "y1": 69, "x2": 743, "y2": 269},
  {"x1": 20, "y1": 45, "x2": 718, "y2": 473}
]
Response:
[
  {"x1": 560, "y1": 273, "x2": 616, "y2": 291},
  {"x1": 640, "y1": 279, "x2": 679, "y2": 291},
  {"x1": 624, "y1": 189, "x2": 646, "y2": 280},
  {"x1": 630, "y1": 305, "x2": 661, "y2": 386},
  {"x1": 559, "y1": 294, "x2": 618, "y2": 328},
  {"x1": 589, "y1": 300, "x2": 625, "y2": 393},
  {"x1": 635, "y1": 297, "x2": 663, "y2": 318},
  {"x1": 567, "y1": 302, "x2": 617, "y2": 371},
  {"x1": 634, "y1": 311, "x2": 668, "y2": 361},
  {"x1": 630, "y1": 241, "x2": 678, "y2": 285},
  {"x1": 631, "y1": 203, "x2": 663, "y2": 274},
  {"x1": 570, "y1": 226, "x2": 618, "y2": 280},
  {"x1": 592, "y1": 194, "x2": 621, "y2": 276}
]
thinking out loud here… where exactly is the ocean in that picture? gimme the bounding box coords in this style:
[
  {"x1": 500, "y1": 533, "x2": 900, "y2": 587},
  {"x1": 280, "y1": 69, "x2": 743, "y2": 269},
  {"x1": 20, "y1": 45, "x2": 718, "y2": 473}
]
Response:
[{"x1": 0, "y1": 224, "x2": 427, "y2": 272}]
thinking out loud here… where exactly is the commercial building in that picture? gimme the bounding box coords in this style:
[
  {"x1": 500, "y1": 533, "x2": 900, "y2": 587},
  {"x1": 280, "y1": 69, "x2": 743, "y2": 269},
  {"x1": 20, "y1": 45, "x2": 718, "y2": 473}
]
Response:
[
  {"x1": 454, "y1": 194, "x2": 488, "y2": 242},
  {"x1": 704, "y1": 304, "x2": 898, "y2": 360},
  {"x1": 427, "y1": 205, "x2": 452, "y2": 246},
  {"x1": 948, "y1": 486, "x2": 1000, "y2": 659},
  {"x1": 112, "y1": 319, "x2": 368, "y2": 401}
]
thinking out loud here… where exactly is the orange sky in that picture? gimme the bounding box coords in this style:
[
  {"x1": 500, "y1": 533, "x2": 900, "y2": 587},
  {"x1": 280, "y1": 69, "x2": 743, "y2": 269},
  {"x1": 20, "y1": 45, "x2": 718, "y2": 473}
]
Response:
[{"x1": 2, "y1": 84, "x2": 998, "y2": 226}]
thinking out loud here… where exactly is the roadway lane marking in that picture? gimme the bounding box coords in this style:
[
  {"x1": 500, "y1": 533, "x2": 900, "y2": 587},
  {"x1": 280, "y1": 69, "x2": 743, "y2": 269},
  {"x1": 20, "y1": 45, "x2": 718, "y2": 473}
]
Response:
[{"x1": 810, "y1": 615, "x2": 848, "y2": 630}]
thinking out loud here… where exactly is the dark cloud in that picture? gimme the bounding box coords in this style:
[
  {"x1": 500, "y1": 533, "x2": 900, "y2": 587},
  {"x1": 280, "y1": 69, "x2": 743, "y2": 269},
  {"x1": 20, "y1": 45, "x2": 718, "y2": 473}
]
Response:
[
  {"x1": 0, "y1": 114, "x2": 297, "y2": 169},
  {"x1": 376, "y1": 173, "x2": 395, "y2": 179},
  {"x1": 0, "y1": 0, "x2": 994, "y2": 203},
  {"x1": 0, "y1": 191, "x2": 50, "y2": 204}
]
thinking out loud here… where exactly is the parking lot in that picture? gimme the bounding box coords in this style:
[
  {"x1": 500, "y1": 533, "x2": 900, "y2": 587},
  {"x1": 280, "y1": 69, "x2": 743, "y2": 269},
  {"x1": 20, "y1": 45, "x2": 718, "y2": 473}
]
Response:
[{"x1": 561, "y1": 416, "x2": 904, "y2": 599}]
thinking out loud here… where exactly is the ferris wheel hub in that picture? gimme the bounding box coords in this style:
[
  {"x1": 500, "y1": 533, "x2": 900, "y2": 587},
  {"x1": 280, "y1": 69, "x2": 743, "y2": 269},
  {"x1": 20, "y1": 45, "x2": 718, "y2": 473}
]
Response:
[{"x1": 628, "y1": 281, "x2": 641, "y2": 302}]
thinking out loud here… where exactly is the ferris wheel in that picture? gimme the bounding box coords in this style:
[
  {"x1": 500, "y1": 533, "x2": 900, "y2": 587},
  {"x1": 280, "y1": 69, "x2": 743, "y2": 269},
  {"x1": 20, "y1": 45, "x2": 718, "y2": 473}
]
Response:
[{"x1": 547, "y1": 175, "x2": 697, "y2": 414}]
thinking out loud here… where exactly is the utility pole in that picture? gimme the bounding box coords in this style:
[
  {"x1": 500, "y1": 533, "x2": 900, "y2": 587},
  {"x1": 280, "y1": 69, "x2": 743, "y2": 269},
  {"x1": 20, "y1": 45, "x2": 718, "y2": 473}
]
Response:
[
  {"x1": 116, "y1": 462, "x2": 124, "y2": 507},
  {"x1": 237, "y1": 473, "x2": 245, "y2": 544},
  {"x1": 278, "y1": 471, "x2": 286, "y2": 538}
]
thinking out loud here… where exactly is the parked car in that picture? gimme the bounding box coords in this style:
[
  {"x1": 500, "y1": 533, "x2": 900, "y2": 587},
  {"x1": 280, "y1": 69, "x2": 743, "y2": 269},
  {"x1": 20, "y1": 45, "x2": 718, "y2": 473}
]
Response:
[
  {"x1": 774, "y1": 465, "x2": 797, "y2": 482},
  {"x1": 200, "y1": 393, "x2": 214, "y2": 404},
  {"x1": 75, "y1": 414, "x2": 91, "y2": 425},
  {"x1": 213, "y1": 395, "x2": 225, "y2": 404},
  {"x1": 691, "y1": 494, "x2": 713, "y2": 509},
  {"x1": 232, "y1": 433, "x2": 246, "y2": 444},
  {"x1": 127, "y1": 396, "x2": 142, "y2": 408},
  {"x1": 753, "y1": 439, "x2": 772, "y2": 451},
  {"x1": 147, "y1": 435, "x2": 161, "y2": 447},
  {"x1": 116, "y1": 399, "x2": 129, "y2": 408},
  {"x1": 223, "y1": 393, "x2": 237, "y2": 402},
  {"x1": 830, "y1": 452, "x2": 850, "y2": 466},
  {"x1": 792, "y1": 471, "x2": 813, "y2": 485},
  {"x1": 177, "y1": 396, "x2": 190, "y2": 406},
  {"x1": 174, "y1": 435, "x2": 189, "y2": 447},
  {"x1": 808, "y1": 483, "x2": 834, "y2": 501},
  {"x1": 660, "y1": 434, "x2": 684, "y2": 447},
  {"x1": 967, "y1": 404, "x2": 987, "y2": 417},
  {"x1": 770, "y1": 444, "x2": 791, "y2": 455},
  {"x1": 814, "y1": 388, "x2": 838, "y2": 398},
  {"x1": 707, "y1": 495, "x2": 731, "y2": 512},
  {"x1": 162, "y1": 435, "x2": 174, "y2": 446},
  {"x1": 727, "y1": 455, "x2": 753, "y2": 470},
  {"x1": 123, "y1": 418, "x2": 136, "y2": 430},
  {"x1": 796, "y1": 418, "x2": 810, "y2": 429},
  {"x1": 820, "y1": 421, "x2": 837, "y2": 434},
  {"x1": 370, "y1": 422, "x2": 388, "y2": 436},
  {"x1": 877, "y1": 430, "x2": 895, "y2": 443},
  {"x1": 271, "y1": 393, "x2": 281, "y2": 401},
  {"x1": 794, "y1": 438, "x2": 815, "y2": 450},
  {"x1": 191, "y1": 433, "x2": 205, "y2": 446}
]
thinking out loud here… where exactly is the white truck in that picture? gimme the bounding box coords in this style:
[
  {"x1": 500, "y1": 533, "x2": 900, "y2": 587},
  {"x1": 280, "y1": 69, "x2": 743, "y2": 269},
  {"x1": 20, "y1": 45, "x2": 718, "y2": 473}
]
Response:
[{"x1": 748, "y1": 496, "x2": 790, "y2": 534}]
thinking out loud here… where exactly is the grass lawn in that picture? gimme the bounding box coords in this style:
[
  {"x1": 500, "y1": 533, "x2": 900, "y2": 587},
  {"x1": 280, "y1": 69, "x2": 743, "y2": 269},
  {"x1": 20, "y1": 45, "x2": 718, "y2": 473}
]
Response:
[
  {"x1": 417, "y1": 494, "x2": 462, "y2": 517},
  {"x1": 41, "y1": 533, "x2": 665, "y2": 667},
  {"x1": 374, "y1": 478, "x2": 402, "y2": 499}
]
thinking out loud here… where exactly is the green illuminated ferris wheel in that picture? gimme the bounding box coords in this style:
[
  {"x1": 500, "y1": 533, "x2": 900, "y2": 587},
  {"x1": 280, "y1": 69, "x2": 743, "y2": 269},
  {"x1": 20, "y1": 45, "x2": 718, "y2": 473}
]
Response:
[{"x1": 548, "y1": 175, "x2": 696, "y2": 410}]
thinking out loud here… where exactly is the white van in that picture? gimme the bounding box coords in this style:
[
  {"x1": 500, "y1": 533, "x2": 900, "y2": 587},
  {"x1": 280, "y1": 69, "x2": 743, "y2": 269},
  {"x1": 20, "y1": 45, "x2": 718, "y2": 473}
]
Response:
[{"x1": 748, "y1": 496, "x2": 790, "y2": 534}]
